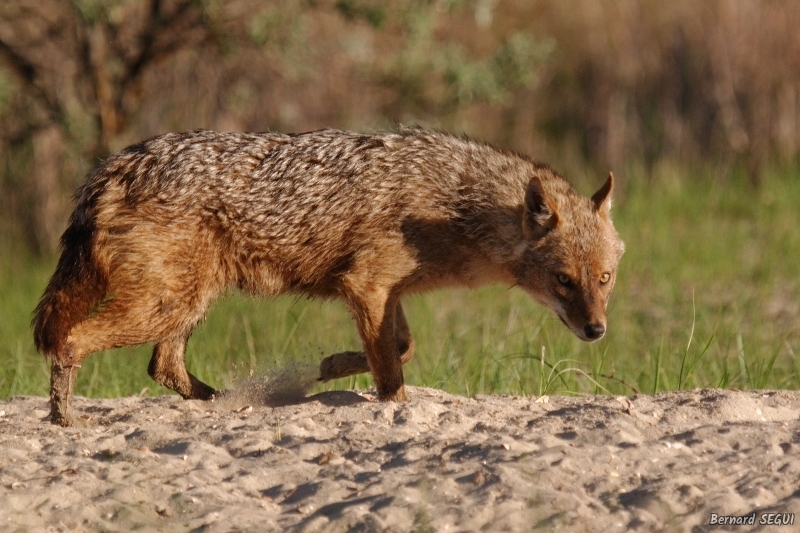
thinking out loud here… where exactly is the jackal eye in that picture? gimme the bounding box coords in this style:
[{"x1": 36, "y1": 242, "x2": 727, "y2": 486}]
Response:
[
  {"x1": 599, "y1": 272, "x2": 611, "y2": 284},
  {"x1": 557, "y1": 273, "x2": 571, "y2": 286}
]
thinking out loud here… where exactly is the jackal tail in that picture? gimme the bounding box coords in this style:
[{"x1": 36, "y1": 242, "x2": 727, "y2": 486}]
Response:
[{"x1": 32, "y1": 192, "x2": 107, "y2": 358}]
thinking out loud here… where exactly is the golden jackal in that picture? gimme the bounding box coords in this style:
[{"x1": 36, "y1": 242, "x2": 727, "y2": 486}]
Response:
[{"x1": 33, "y1": 128, "x2": 624, "y2": 426}]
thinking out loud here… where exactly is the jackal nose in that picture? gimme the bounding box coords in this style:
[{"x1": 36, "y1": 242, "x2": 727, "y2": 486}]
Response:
[{"x1": 584, "y1": 323, "x2": 606, "y2": 340}]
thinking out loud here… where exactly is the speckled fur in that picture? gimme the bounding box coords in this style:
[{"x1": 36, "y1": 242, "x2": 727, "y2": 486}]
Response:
[{"x1": 33, "y1": 127, "x2": 624, "y2": 426}]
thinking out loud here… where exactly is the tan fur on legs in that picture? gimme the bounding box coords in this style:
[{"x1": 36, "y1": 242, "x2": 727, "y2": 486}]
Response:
[
  {"x1": 394, "y1": 303, "x2": 415, "y2": 364},
  {"x1": 49, "y1": 290, "x2": 211, "y2": 424},
  {"x1": 345, "y1": 287, "x2": 407, "y2": 402},
  {"x1": 47, "y1": 303, "x2": 149, "y2": 426},
  {"x1": 318, "y1": 303, "x2": 415, "y2": 382}
]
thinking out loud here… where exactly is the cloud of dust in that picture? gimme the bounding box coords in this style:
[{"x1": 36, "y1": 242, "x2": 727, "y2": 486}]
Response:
[{"x1": 213, "y1": 362, "x2": 320, "y2": 410}]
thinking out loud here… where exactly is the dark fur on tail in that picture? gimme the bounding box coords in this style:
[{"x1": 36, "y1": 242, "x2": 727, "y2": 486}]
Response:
[{"x1": 32, "y1": 183, "x2": 107, "y2": 358}]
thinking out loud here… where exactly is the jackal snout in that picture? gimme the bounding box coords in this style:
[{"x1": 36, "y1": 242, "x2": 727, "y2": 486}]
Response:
[
  {"x1": 549, "y1": 288, "x2": 610, "y2": 342},
  {"x1": 583, "y1": 322, "x2": 606, "y2": 341}
]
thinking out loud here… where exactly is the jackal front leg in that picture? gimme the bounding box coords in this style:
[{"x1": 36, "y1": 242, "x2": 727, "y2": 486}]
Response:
[
  {"x1": 318, "y1": 303, "x2": 415, "y2": 382},
  {"x1": 343, "y1": 293, "x2": 407, "y2": 401}
]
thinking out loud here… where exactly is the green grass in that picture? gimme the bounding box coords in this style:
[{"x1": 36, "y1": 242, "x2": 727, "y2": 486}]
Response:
[{"x1": 2, "y1": 164, "x2": 799, "y2": 400}]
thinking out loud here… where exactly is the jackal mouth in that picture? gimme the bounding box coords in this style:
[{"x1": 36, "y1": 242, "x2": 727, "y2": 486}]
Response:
[
  {"x1": 555, "y1": 313, "x2": 582, "y2": 339},
  {"x1": 555, "y1": 312, "x2": 601, "y2": 343}
]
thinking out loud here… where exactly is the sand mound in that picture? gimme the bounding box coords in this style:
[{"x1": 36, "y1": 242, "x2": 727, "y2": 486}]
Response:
[{"x1": 1, "y1": 387, "x2": 799, "y2": 531}]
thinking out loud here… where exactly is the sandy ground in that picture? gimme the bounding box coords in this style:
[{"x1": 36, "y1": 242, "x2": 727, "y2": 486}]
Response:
[{"x1": 1, "y1": 376, "x2": 800, "y2": 532}]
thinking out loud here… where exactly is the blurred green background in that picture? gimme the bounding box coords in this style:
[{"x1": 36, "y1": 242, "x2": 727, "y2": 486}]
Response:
[{"x1": 1, "y1": 0, "x2": 798, "y2": 399}]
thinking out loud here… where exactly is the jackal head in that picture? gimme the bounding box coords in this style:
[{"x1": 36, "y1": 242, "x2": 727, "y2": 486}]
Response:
[{"x1": 519, "y1": 172, "x2": 624, "y2": 342}]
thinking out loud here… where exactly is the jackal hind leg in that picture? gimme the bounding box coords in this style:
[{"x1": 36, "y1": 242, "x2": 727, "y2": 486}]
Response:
[
  {"x1": 49, "y1": 299, "x2": 169, "y2": 427},
  {"x1": 148, "y1": 333, "x2": 216, "y2": 400},
  {"x1": 318, "y1": 303, "x2": 415, "y2": 383},
  {"x1": 50, "y1": 328, "x2": 128, "y2": 427},
  {"x1": 50, "y1": 282, "x2": 220, "y2": 425},
  {"x1": 50, "y1": 357, "x2": 84, "y2": 427}
]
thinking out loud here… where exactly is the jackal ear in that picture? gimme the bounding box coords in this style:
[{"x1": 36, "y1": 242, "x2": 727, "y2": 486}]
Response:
[
  {"x1": 523, "y1": 176, "x2": 559, "y2": 239},
  {"x1": 591, "y1": 172, "x2": 614, "y2": 216}
]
